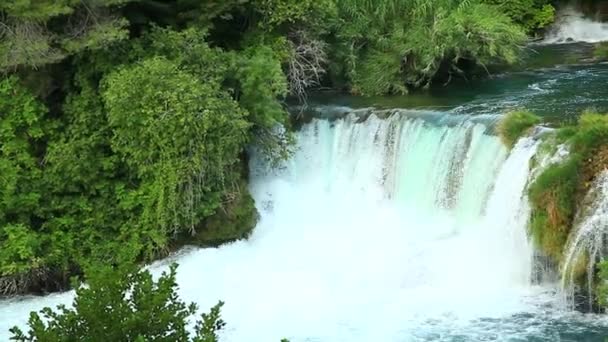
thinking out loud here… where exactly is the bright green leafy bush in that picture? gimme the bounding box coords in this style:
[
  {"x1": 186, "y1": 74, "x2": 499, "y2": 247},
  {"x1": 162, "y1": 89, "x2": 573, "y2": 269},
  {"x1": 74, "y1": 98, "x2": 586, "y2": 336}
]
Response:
[
  {"x1": 497, "y1": 110, "x2": 541, "y2": 147},
  {"x1": 529, "y1": 156, "x2": 581, "y2": 262},
  {"x1": 482, "y1": 0, "x2": 555, "y2": 32},
  {"x1": 528, "y1": 112, "x2": 608, "y2": 264},
  {"x1": 10, "y1": 264, "x2": 226, "y2": 342},
  {"x1": 332, "y1": 0, "x2": 527, "y2": 94}
]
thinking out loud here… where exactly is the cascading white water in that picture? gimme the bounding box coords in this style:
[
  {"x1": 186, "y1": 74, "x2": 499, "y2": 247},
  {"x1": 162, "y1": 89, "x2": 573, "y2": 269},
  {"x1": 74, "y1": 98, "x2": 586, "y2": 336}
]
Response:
[
  {"x1": 0, "y1": 110, "x2": 547, "y2": 341},
  {"x1": 562, "y1": 170, "x2": 608, "y2": 309},
  {"x1": 543, "y1": 7, "x2": 608, "y2": 44}
]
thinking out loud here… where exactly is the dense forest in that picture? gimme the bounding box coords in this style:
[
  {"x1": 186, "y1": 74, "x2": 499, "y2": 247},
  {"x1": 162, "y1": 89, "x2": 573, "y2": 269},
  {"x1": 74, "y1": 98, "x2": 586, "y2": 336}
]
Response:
[{"x1": 5, "y1": 0, "x2": 608, "y2": 340}]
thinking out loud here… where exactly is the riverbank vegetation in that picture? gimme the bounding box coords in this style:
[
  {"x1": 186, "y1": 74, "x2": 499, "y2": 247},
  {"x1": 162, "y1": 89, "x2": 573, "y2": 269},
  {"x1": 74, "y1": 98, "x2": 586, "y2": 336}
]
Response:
[
  {"x1": 497, "y1": 110, "x2": 541, "y2": 147},
  {"x1": 497, "y1": 110, "x2": 608, "y2": 311},
  {"x1": 10, "y1": 264, "x2": 226, "y2": 341}
]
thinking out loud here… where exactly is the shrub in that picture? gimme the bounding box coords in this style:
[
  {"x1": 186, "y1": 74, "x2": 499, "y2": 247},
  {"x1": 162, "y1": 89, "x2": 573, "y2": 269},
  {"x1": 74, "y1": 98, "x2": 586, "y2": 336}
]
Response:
[
  {"x1": 528, "y1": 156, "x2": 581, "y2": 262},
  {"x1": 528, "y1": 112, "x2": 608, "y2": 264},
  {"x1": 571, "y1": 112, "x2": 608, "y2": 157},
  {"x1": 10, "y1": 264, "x2": 226, "y2": 342},
  {"x1": 497, "y1": 110, "x2": 541, "y2": 148},
  {"x1": 597, "y1": 261, "x2": 608, "y2": 307},
  {"x1": 102, "y1": 57, "x2": 250, "y2": 256},
  {"x1": 332, "y1": 0, "x2": 527, "y2": 94}
]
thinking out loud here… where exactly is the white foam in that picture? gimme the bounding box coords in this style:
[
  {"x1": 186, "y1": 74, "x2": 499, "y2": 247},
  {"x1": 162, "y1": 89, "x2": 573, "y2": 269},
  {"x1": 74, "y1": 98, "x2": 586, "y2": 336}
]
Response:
[{"x1": 543, "y1": 7, "x2": 608, "y2": 44}]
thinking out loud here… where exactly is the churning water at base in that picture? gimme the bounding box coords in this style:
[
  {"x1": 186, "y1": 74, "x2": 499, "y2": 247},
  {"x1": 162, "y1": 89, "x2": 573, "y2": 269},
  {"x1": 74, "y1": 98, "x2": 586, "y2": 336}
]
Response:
[{"x1": 2, "y1": 111, "x2": 608, "y2": 341}]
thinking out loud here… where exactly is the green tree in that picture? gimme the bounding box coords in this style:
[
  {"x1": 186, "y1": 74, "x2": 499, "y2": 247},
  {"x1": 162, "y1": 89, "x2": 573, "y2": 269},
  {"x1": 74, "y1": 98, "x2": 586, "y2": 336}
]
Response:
[
  {"x1": 10, "y1": 263, "x2": 226, "y2": 342},
  {"x1": 0, "y1": 77, "x2": 50, "y2": 293},
  {"x1": 0, "y1": 0, "x2": 136, "y2": 71},
  {"x1": 482, "y1": 0, "x2": 555, "y2": 32},
  {"x1": 101, "y1": 57, "x2": 250, "y2": 256},
  {"x1": 333, "y1": 0, "x2": 527, "y2": 94}
]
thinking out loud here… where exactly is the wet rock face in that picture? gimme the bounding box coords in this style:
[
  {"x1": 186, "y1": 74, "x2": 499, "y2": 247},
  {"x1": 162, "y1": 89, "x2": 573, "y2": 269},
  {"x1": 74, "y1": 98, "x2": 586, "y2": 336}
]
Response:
[{"x1": 531, "y1": 250, "x2": 558, "y2": 285}]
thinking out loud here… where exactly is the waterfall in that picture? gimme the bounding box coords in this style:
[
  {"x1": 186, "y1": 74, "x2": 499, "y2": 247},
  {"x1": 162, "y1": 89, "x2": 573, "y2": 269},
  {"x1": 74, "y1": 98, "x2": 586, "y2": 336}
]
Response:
[
  {"x1": 543, "y1": 7, "x2": 608, "y2": 44},
  {"x1": 0, "y1": 110, "x2": 549, "y2": 341},
  {"x1": 562, "y1": 170, "x2": 608, "y2": 310}
]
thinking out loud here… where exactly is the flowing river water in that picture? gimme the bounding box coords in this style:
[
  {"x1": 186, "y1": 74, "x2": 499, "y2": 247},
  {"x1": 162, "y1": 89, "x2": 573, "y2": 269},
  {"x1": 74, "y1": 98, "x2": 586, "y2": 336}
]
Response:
[{"x1": 3, "y1": 11, "x2": 608, "y2": 342}]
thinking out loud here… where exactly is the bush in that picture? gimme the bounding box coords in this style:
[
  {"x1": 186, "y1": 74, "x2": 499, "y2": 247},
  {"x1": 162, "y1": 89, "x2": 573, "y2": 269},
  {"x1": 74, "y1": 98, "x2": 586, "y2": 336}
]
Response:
[
  {"x1": 482, "y1": 0, "x2": 555, "y2": 32},
  {"x1": 102, "y1": 57, "x2": 250, "y2": 256},
  {"x1": 497, "y1": 110, "x2": 541, "y2": 148},
  {"x1": 528, "y1": 156, "x2": 581, "y2": 262},
  {"x1": 571, "y1": 112, "x2": 608, "y2": 157},
  {"x1": 528, "y1": 112, "x2": 608, "y2": 264},
  {"x1": 598, "y1": 261, "x2": 608, "y2": 307},
  {"x1": 332, "y1": 0, "x2": 527, "y2": 94},
  {"x1": 10, "y1": 264, "x2": 226, "y2": 342}
]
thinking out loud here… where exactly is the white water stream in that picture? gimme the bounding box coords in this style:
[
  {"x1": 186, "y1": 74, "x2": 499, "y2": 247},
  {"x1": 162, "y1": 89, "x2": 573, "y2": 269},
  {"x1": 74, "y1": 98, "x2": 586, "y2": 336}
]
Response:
[{"x1": 543, "y1": 7, "x2": 608, "y2": 44}]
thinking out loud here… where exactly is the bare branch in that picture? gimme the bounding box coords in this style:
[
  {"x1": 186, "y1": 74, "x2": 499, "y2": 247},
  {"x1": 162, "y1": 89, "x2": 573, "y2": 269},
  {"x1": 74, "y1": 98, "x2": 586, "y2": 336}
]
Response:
[{"x1": 286, "y1": 30, "x2": 328, "y2": 108}]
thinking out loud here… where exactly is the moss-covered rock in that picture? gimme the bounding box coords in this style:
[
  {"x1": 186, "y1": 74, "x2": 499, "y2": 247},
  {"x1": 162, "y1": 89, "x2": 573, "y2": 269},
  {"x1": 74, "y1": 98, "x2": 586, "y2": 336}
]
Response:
[
  {"x1": 527, "y1": 111, "x2": 608, "y2": 312},
  {"x1": 188, "y1": 182, "x2": 259, "y2": 247},
  {"x1": 529, "y1": 156, "x2": 581, "y2": 262},
  {"x1": 497, "y1": 110, "x2": 541, "y2": 148}
]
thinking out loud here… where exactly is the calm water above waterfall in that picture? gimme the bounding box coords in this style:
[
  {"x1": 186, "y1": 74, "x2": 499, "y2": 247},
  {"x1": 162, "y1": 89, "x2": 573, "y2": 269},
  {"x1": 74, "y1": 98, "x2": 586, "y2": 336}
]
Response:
[
  {"x1": 4, "y1": 14, "x2": 608, "y2": 342},
  {"x1": 307, "y1": 46, "x2": 608, "y2": 122}
]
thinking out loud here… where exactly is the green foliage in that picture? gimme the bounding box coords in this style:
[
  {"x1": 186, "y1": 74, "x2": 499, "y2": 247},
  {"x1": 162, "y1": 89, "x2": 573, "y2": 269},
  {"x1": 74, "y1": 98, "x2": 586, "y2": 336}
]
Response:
[
  {"x1": 0, "y1": 1, "x2": 134, "y2": 71},
  {"x1": 481, "y1": 0, "x2": 555, "y2": 32},
  {"x1": 142, "y1": 27, "x2": 229, "y2": 86},
  {"x1": 497, "y1": 110, "x2": 541, "y2": 148},
  {"x1": 195, "y1": 179, "x2": 259, "y2": 246},
  {"x1": 332, "y1": 0, "x2": 527, "y2": 94},
  {"x1": 570, "y1": 112, "x2": 608, "y2": 156},
  {"x1": 102, "y1": 57, "x2": 250, "y2": 255},
  {"x1": 529, "y1": 156, "x2": 581, "y2": 262},
  {"x1": 40, "y1": 73, "x2": 133, "y2": 269},
  {"x1": 353, "y1": 43, "x2": 408, "y2": 95},
  {"x1": 234, "y1": 44, "x2": 294, "y2": 162},
  {"x1": 594, "y1": 42, "x2": 608, "y2": 60},
  {"x1": 0, "y1": 0, "x2": 76, "y2": 20},
  {"x1": 255, "y1": 0, "x2": 336, "y2": 29},
  {"x1": 0, "y1": 77, "x2": 48, "y2": 277},
  {"x1": 598, "y1": 260, "x2": 608, "y2": 308},
  {"x1": 61, "y1": 17, "x2": 131, "y2": 54},
  {"x1": 135, "y1": 27, "x2": 294, "y2": 163},
  {"x1": 0, "y1": 225, "x2": 42, "y2": 276},
  {"x1": 528, "y1": 112, "x2": 608, "y2": 264},
  {"x1": 555, "y1": 126, "x2": 577, "y2": 144},
  {"x1": 10, "y1": 263, "x2": 226, "y2": 342},
  {"x1": 0, "y1": 0, "x2": 556, "y2": 297}
]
